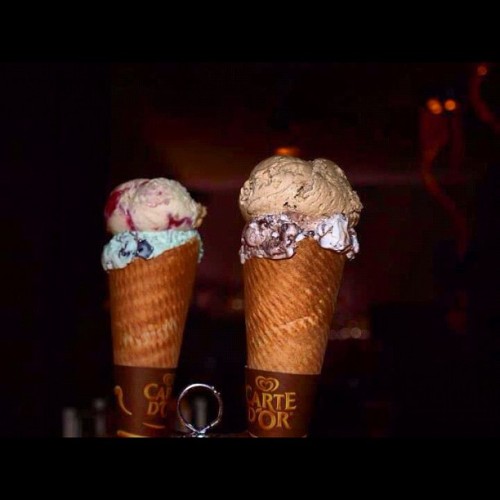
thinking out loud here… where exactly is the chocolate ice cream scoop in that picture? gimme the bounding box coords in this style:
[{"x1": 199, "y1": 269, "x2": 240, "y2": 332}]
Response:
[{"x1": 239, "y1": 155, "x2": 362, "y2": 226}]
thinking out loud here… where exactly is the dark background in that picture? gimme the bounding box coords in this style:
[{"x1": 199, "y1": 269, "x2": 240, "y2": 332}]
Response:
[{"x1": 1, "y1": 62, "x2": 499, "y2": 437}]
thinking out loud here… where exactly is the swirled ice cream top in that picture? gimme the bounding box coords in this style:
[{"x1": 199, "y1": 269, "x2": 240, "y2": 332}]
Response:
[
  {"x1": 239, "y1": 156, "x2": 362, "y2": 263},
  {"x1": 102, "y1": 178, "x2": 206, "y2": 270},
  {"x1": 105, "y1": 178, "x2": 206, "y2": 234},
  {"x1": 239, "y1": 156, "x2": 362, "y2": 226}
]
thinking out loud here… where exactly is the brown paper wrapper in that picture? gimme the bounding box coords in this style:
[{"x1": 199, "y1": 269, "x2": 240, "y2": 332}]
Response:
[
  {"x1": 114, "y1": 365, "x2": 177, "y2": 437},
  {"x1": 245, "y1": 367, "x2": 319, "y2": 438}
]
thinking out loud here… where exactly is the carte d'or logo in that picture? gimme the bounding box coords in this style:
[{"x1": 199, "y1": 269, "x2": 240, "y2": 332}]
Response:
[
  {"x1": 255, "y1": 376, "x2": 279, "y2": 392},
  {"x1": 114, "y1": 372, "x2": 175, "y2": 420},
  {"x1": 143, "y1": 372, "x2": 175, "y2": 418},
  {"x1": 246, "y1": 375, "x2": 297, "y2": 431}
]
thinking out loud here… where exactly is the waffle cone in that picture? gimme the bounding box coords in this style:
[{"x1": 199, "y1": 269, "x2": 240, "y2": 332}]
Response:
[
  {"x1": 244, "y1": 237, "x2": 345, "y2": 375},
  {"x1": 108, "y1": 237, "x2": 199, "y2": 368}
]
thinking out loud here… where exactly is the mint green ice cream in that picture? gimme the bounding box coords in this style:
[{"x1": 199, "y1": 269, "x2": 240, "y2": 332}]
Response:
[{"x1": 101, "y1": 230, "x2": 203, "y2": 271}]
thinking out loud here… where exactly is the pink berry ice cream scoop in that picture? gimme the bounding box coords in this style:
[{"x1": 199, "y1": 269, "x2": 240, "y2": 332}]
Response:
[{"x1": 105, "y1": 178, "x2": 206, "y2": 234}]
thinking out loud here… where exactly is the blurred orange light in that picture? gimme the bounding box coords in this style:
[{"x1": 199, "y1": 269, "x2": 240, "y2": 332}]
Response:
[
  {"x1": 274, "y1": 146, "x2": 301, "y2": 156},
  {"x1": 230, "y1": 298, "x2": 243, "y2": 311},
  {"x1": 427, "y1": 98, "x2": 443, "y2": 115},
  {"x1": 444, "y1": 99, "x2": 457, "y2": 111},
  {"x1": 477, "y1": 64, "x2": 488, "y2": 76}
]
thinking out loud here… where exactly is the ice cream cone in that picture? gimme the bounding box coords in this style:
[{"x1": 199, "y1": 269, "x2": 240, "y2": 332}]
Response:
[
  {"x1": 243, "y1": 237, "x2": 345, "y2": 437},
  {"x1": 244, "y1": 237, "x2": 345, "y2": 374},
  {"x1": 239, "y1": 155, "x2": 361, "y2": 437},
  {"x1": 108, "y1": 237, "x2": 199, "y2": 437},
  {"x1": 109, "y1": 237, "x2": 199, "y2": 368}
]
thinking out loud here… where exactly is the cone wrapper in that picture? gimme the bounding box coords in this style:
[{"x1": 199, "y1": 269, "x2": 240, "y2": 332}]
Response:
[
  {"x1": 108, "y1": 237, "x2": 199, "y2": 437},
  {"x1": 245, "y1": 367, "x2": 319, "y2": 437},
  {"x1": 243, "y1": 237, "x2": 345, "y2": 437}
]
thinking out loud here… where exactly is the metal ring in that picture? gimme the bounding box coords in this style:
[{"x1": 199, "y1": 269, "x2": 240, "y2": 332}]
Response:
[{"x1": 176, "y1": 383, "x2": 223, "y2": 437}]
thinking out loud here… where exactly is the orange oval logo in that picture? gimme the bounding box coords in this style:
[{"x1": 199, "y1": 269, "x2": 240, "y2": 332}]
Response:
[{"x1": 255, "y1": 376, "x2": 280, "y2": 392}]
